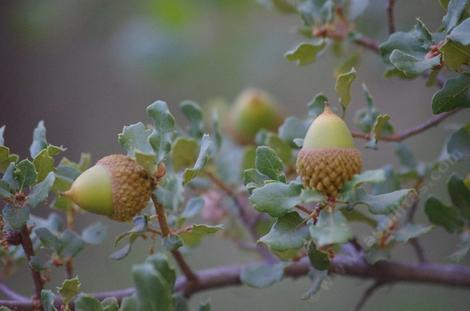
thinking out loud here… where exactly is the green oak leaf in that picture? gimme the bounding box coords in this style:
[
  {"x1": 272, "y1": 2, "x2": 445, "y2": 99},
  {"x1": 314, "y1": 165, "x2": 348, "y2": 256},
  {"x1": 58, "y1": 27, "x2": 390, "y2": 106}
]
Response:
[
  {"x1": 432, "y1": 73, "x2": 470, "y2": 114},
  {"x1": 14, "y1": 159, "x2": 37, "y2": 189},
  {"x1": 448, "y1": 17, "x2": 470, "y2": 44},
  {"x1": 27, "y1": 172, "x2": 55, "y2": 208},
  {"x1": 448, "y1": 174, "x2": 470, "y2": 219},
  {"x1": 307, "y1": 242, "x2": 330, "y2": 271},
  {"x1": 440, "y1": 40, "x2": 470, "y2": 71},
  {"x1": 75, "y1": 294, "x2": 103, "y2": 311},
  {"x1": 58, "y1": 277, "x2": 81, "y2": 306},
  {"x1": 278, "y1": 117, "x2": 309, "y2": 148},
  {"x1": 132, "y1": 263, "x2": 173, "y2": 311},
  {"x1": 442, "y1": 0, "x2": 469, "y2": 33},
  {"x1": 180, "y1": 100, "x2": 204, "y2": 138},
  {"x1": 183, "y1": 134, "x2": 212, "y2": 185},
  {"x1": 425, "y1": 197, "x2": 464, "y2": 233},
  {"x1": 394, "y1": 224, "x2": 433, "y2": 243},
  {"x1": 249, "y1": 182, "x2": 302, "y2": 217},
  {"x1": 389, "y1": 50, "x2": 440, "y2": 78},
  {"x1": 307, "y1": 93, "x2": 328, "y2": 119},
  {"x1": 309, "y1": 209, "x2": 352, "y2": 247},
  {"x1": 355, "y1": 188, "x2": 415, "y2": 214},
  {"x1": 259, "y1": 212, "x2": 309, "y2": 253},
  {"x1": 3, "y1": 204, "x2": 30, "y2": 230},
  {"x1": 147, "y1": 101, "x2": 176, "y2": 162},
  {"x1": 171, "y1": 137, "x2": 199, "y2": 172},
  {"x1": 447, "y1": 123, "x2": 470, "y2": 159},
  {"x1": 145, "y1": 253, "x2": 176, "y2": 287},
  {"x1": 335, "y1": 67, "x2": 357, "y2": 112},
  {"x1": 366, "y1": 114, "x2": 391, "y2": 149},
  {"x1": 179, "y1": 224, "x2": 223, "y2": 247},
  {"x1": 41, "y1": 290, "x2": 58, "y2": 311},
  {"x1": 285, "y1": 41, "x2": 327, "y2": 65},
  {"x1": 255, "y1": 146, "x2": 284, "y2": 181}
]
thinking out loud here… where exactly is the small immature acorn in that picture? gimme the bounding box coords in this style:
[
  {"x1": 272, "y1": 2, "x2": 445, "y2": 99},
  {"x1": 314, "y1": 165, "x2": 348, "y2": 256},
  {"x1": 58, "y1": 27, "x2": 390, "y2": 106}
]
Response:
[
  {"x1": 64, "y1": 154, "x2": 162, "y2": 222},
  {"x1": 226, "y1": 88, "x2": 283, "y2": 144},
  {"x1": 296, "y1": 105, "x2": 362, "y2": 198}
]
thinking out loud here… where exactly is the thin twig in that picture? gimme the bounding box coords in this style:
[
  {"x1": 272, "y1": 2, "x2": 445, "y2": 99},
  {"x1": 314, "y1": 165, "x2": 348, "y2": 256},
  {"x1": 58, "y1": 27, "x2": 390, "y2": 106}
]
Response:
[
  {"x1": 352, "y1": 108, "x2": 460, "y2": 143},
  {"x1": 353, "y1": 281, "x2": 387, "y2": 311},
  {"x1": 151, "y1": 194, "x2": 199, "y2": 287},
  {"x1": 386, "y1": 0, "x2": 396, "y2": 34},
  {"x1": 409, "y1": 238, "x2": 427, "y2": 263},
  {"x1": 20, "y1": 226, "x2": 44, "y2": 311}
]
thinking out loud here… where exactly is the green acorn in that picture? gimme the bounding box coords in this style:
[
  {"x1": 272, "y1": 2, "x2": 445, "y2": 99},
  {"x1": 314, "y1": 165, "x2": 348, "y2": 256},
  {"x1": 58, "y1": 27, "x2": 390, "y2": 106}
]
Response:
[
  {"x1": 226, "y1": 88, "x2": 283, "y2": 144},
  {"x1": 296, "y1": 106, "x2": 362, "y2": 198},
  {"x1": 64, "y1": 155, "x2": 161, "y2": 222}
]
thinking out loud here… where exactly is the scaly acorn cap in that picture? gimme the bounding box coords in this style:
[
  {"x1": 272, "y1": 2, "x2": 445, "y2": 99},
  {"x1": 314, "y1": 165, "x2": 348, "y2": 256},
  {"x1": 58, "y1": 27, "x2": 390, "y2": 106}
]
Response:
[
  {"x1": 63, "y1": 154, "x2": 158, "y2": 222},
  {"x1": 226, "y1": 88, "x2": 283, "y2": 144},
  {"x1": 296, "y1": 105, "x2": 362, "y2": 198}
]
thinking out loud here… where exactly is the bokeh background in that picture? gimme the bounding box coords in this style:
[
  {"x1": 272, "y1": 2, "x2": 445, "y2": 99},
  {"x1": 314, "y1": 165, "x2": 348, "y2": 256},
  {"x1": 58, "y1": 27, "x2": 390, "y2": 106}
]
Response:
[{"x1": 1, "y1": 0, "x2": 470, "y2": 310}]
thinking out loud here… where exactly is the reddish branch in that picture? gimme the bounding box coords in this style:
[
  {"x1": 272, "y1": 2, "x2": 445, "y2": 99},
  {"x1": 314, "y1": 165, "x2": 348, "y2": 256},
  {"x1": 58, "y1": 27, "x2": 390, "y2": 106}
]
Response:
[
  {"x1": 352, "y1": 108, "x2": 460, "y2": 143},
  {"x1": 19, "y1": 226, "x2": 44, "y2": 311},
  {"x1": 386, "y1": 0, "x2": 396, "y2": 34},
  {"x1": 3, "y1": 255, "x2": 470, "y2": 310}
]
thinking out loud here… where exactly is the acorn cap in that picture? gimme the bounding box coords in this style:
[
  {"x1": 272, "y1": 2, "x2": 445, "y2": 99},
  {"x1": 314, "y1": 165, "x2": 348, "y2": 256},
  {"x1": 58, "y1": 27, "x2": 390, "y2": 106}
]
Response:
[
  {"x1": 64, "y1": 155, "x2": 154, "y2": 222},
  {"x1": 296, "y1": 106, "x2": 362, "y2": 198},
  {"x1": 227, "y1": 88, "x2": 283, "y2": 144}
]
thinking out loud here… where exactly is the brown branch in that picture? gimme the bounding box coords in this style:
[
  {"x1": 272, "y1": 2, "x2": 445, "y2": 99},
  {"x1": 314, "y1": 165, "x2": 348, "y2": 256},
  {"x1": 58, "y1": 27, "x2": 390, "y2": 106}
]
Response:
[
  {"x1": 151, "y1": 194, "x2": 199, "y2": 287},
  {"x1": 352, "y1": 108, "x2": 460, "y2": 143},
  {"x1": 353, "y1": 280, "x2": 387, "y2": 311},
  {"x1": 205, "y1": 171, "x2": 277, "y2": 263},
  {"x1": 20, "y1": 226, "x2": 44, "y2": 311},
  {"x1": 386, "y1": 0, "x2": 396, "y2": 34},
  {"x1": 409, "y1": 238, "x2": 427, "y2": 263},
  {"x1": 4, "y1": 255, "x2": 470, "y2": 310},
  {"x1": 65, "y1": 208, "x2": 75, "y2": 279}
]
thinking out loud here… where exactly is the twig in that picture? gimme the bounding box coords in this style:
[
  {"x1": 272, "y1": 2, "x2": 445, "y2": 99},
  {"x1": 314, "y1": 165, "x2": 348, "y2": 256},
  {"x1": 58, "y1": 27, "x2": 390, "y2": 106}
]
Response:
[
  {"x1": 386, "y1": 0, "x2": 396, "y2": 34},
  {"x1": 353, "y1": 281, "x2": 387, "y2": 311},
  {"x1": 20, "y1": 226, "x2": 44, "y2": 311},
  {"x1": 151, "y1": 194, "x2": 199, "y2": 288},
  {"x1": 409, "y1": 238, "x2": 427, "y2": 263},
  {"x1": 353, "y1": 35, "x2": 380, "y2": 53},
  {"x1": 5, "y1": 254, "x2": 470, "y2": 310},
  {"x1": 65, "y1": 208, "x2": 75, "y2": 279},
  {"x1": 352, "y1": 108, "x2": 460, "y2": 143}
]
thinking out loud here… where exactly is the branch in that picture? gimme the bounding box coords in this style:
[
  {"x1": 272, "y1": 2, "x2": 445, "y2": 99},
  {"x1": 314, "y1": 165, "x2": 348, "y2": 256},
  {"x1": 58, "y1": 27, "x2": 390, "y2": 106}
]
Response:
[
  {"x1": 4, "y1": 255, "x2": 470, "y2": 310},
  {"x1": 151, "y1": 194, "x2": 199, "y2": 287},
  {"x1": 352, "y1": 108, "x2": 460, "y2": 143},
  {"x1": 20, "y1": 226, "x2": 44, "y2": 310},
  {"x1": 386, "y1": 0, "x2": 396, "y2": 34}
]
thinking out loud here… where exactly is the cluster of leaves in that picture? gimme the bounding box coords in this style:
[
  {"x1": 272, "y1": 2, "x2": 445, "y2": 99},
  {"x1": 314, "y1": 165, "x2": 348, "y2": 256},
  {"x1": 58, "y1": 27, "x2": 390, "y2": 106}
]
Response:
[{"x1": 0, "y1": 123, "x2": 107, "y2": 275}]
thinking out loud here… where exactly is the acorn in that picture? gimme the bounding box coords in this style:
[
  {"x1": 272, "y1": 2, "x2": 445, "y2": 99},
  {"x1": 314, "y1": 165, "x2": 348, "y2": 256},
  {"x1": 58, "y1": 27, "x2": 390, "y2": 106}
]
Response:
[
  {"x1": 226, "y1": 88, "x2": 283, "y2": 144},
  {"x1": 63, "y1": 155, "x2": 161, "y2": 222},
  {"x1": 296, "y1": 106, "x2": 362, "y2": 198}
]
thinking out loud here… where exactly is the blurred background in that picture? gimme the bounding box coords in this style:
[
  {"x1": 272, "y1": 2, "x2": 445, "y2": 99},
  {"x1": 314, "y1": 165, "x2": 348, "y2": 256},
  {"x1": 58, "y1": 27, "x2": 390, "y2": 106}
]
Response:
[{"x1": 1, "y1": 0, "x2": 470, "y2": 310}]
